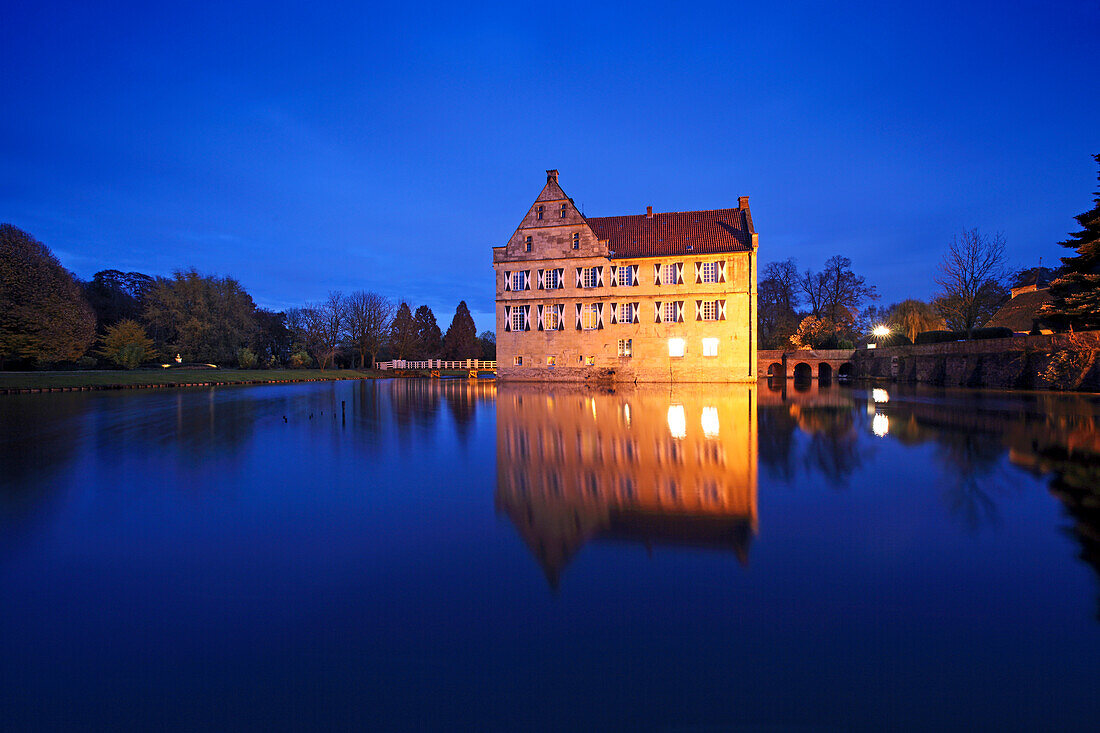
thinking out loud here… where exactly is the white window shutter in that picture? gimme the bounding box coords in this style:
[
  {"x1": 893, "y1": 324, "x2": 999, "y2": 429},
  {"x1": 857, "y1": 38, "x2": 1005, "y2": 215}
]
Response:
[
  {"x1": 558, "y1": 303, "x2": 566, "y2": 330},
  {"x1": 523, "y1": 305, "x2": 531, "y2": 331},
  {"x1": 575, "y1": 303, "x2": 582, "y2": 330},
  {"x1": 632, "y1": 303, "x2": 640, "y2": 324},
  {"x1": 504, "y1": 271, "x2": 511, "y2": 292},
  {"x1": 524, "y1": 271, "x2": 531, "y2": 291},
  {"x1": 537, "y1": 304, "x2": 544, "y2": 330},
  {"x1": 718, "y1": 261, "x2": 727, "y2": 283},
  {"x1": 631, "y1": 264, "x2": 639, "y2": 286},
  {"x1": 610, "y1": 267, "x2": 618, "y2": 287},
  {"x1": 718, "y1": 300, "x2": 727, "y2": 320},
  {"x1": 655, "y1": 301, "x2": 662, "y2": 323},
  {"x1": 696, "y1": 300, "x2": 703, "y2": 321},
  {"x1": 609, "y1": 303, "x2": 617, "y2": 324},
  {"x1": 597, "y1": 267, "x2": 604, "y2": 287},
  {"x1": 504, "y1": 305, "x2": 511, "y2": 331},
  {"x1": 676, "y1": 301, "x2": 684, "y2": 322},
  {"x1": 695, "y1": 262, "x2": 702, "y2": 284},
  {"x1": 654, "y1": 263, "x2": 662, "y2": 285},
  {"x1": 558, "y1": 268, "x2": 565, "y2": 288},
  {"x1": 597, "y1": 303, "x2": 604, "y2": 329},
  {"x1": 576, "y1": 268, "x2": 582, "y2": 288},
  {"x1": 537, "y1": 269, "x2": 544, "y2": 289},
  {"x1": 675, "y1": 262, "x2": 684, "y2": 284}
]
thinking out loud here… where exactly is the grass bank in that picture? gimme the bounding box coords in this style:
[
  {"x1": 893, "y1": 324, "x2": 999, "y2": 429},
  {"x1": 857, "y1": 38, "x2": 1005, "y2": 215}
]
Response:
[{"x1": 0, "y1": 368, "x2": 383, "y2": 394}]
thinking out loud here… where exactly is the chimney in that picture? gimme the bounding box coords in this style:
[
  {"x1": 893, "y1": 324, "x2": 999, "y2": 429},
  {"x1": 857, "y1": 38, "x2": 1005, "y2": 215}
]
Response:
[
  {"x1": 738, "y1": 196, "x2": 750, "y2": 210},
  {"x1": 546, "y1": 169, "x2": 559, "y2": 183},
  {"x1": 646, "y1": 206, "x2": 653, "y2": 218}
]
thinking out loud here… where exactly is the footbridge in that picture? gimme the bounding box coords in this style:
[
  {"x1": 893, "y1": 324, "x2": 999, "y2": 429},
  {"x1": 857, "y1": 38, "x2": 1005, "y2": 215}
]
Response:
[
  {"x1": 376, "y1": 359, "x2": 497, "y2": 378},
  {"x1": 758, "y1": 349, "x2": 856, "y2": 381}
]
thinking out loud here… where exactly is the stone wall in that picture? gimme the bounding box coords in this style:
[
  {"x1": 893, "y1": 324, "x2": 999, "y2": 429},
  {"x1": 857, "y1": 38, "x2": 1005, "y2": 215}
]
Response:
[{"x1": 852, "y1": 332, "x2": 1100, "y2": 390}]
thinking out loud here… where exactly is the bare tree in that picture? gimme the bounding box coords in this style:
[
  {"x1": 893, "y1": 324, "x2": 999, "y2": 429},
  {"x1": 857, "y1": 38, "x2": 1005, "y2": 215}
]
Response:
[
  {"x1": 345, "y1": 290, "x2": 395, "y2": 368},
  {"x1": 933, "y1": 229, "x2": 1008, "y2": 337},
  {"x1": 301, "y1": 292, "x2": 346, "y2": 370},
  {"x1": 798, "y1": 255, "x2": 877, "y2": 328}
]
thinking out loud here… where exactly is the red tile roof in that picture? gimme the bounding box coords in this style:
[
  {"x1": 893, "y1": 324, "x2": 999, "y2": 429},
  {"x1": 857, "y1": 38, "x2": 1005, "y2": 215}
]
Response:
[{"x1": 587, "y1": 208, "x2": 753, "y2": 259}]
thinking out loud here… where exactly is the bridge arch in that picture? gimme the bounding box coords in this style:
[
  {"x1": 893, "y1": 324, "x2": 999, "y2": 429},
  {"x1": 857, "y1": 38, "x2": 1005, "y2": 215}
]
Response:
[
  {"x1": 793, "y1": 362, "x2": 813, "y2": 381},
  {"x1": 837, "y1": 362, "x2": 853, "y2": 380},
  {"x1": 767, "y1": 362, "x2": 784, "y2": 379},
  {"x1": 818, "y1": 363, "x2": 833, "y2": 383}
]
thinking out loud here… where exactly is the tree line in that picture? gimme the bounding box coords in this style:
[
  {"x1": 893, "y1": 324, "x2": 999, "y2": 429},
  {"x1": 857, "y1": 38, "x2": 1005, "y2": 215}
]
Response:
[{"x1": 0, "y1": 224, "x2": 494, "y2": 370}]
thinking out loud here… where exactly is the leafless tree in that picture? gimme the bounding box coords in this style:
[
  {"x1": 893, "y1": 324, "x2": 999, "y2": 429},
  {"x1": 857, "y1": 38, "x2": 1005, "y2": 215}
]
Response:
[
  {"x1": 301, "y1": 291, "x2": 346, "y2": 370},
  {"x1": 344, "y1": 290, "x2": 395, "y2": 368},
  {"x1": 933, "y1": 229, "x2": 1008, "y2": 337},
  {"x1": 799, "y1": 255, "x2": 876, "y2": 326}
]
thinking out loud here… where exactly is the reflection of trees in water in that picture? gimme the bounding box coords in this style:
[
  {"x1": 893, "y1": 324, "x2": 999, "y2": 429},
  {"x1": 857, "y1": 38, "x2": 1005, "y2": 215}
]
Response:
[
  {"x1": 798, "y1": 407, "x2": 862, "y2": 488},
  {"x1": 758, "y1": 406, "x2": 798, "y2": 480},
  {"x1": 444, "y1": 385, "x2": 476, "y2": 441},
  {"x1": 388, "y1": 380, "x2": 441, "y2": 433},
  {"x1": 933, "y1": 430, "x2": 1010, "y2": 532}
]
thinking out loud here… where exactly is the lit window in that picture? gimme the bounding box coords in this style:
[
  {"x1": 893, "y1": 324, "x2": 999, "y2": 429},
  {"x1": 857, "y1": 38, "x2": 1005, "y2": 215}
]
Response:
[
  {"x1": 525, "y1": 236, "x2": 532, "y2": 252},
  {"x1": 662, "y1": 263, "x2": 677, "y2": 284},
  {"x1": 544, "y1": 269, "x2": 562, "y2": 289},
  {"x1": 510, "y1": 308, "x2": 524, "y2": 331},
  {"x1": 582, "y1": 267, "x2": 598, "y2": 288},
  {"x1": 560, "y1": 203, "x2": 567, "y2": 217},
  {"x1": 701, "y1": 262, "x2": 718, "y2": 283},
  {"x1": 618, "y1": 338, "x2": 632, "y2": 357},
  {"x1": 546, "y1": 355, "x2": 556, "y2": 366},
  {"x1": 667, "y1": 405, "x2": 686, "y2": 439},
  {"x1": 513, "y1": 356, "x2": 523, "y2": 366},
  {"x1": 572, "y1": 233, "x2": 580, "y2": 250},
  {"x1": 668, "y1": 338, "x2": 685, "y2": 357},
  {"x1": 663, "y1": 301, "x2": 677, "y2": 323},
  {"x1": 543, "y1": 307, "x2": 559, "y2": 330},
  {"x1": 585, "y1": 355, "x2": 596, "y2": 366},
  {"x1": 510, "y1": 272, "x2": 525, "y2": 291},
  {"x1": 581, "y1": 303, "x2": 599, "y2": 330},
  {"x1": 617, "y1": 265, "x2": 631, "y2": 286},
  {"x1": 536, "y1": 205, "x2": 543, "y2": 220},
  {"x1": 701, "y1": 406, "x2": 720, "y2": 437},
  {"x1": 617, "y1": 302, "x2": 634, "y2": 323},
  {"x1": 701, "y1": 301, "x2": 717, "y2": 321},
  {"x1": 702, "y1": 338, "x2": 719, "y2": 356}
]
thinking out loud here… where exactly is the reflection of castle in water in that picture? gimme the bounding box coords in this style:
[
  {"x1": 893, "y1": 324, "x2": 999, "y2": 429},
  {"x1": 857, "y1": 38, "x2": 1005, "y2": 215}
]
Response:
[{"x1": 495, "y1": 384, "x2": 758, "y2": 586}]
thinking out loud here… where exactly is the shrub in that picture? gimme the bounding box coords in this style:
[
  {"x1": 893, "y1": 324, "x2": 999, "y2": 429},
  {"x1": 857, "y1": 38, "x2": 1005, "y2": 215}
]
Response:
[
  {"x1": 837, "y1": 339, "x2": 854, "y2": 350},
  {"x1": 970, "y1": 326, "x2": 1015, "y2": 340},
  {"x1": 237, "y1": 347, "x2": 258, "y2": 369},
  {"x1": 76, "y1": 355, "x2": 97, "y2": 369},
  {"x1": 98, "y1": 319, "x2": 156, "y2": 369},
  {"x1": 289, "y1": 350, "x2": 313, "y2": 369},
  {"x1": 915, "y1": 330, "x2": 963, "y2": 345},
  {"x1": 1041, "y1": 335, "x2": 1095, "y2": 390},
  {"x1": 876, "y1": 333, "x2": 913, "y2": 347}
]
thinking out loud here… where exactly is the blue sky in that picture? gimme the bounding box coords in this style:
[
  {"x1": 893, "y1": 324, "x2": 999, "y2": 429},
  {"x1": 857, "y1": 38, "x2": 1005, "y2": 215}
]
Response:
[{"x1": 2, "y1": 0, "x2": 1097, "y2": 332}]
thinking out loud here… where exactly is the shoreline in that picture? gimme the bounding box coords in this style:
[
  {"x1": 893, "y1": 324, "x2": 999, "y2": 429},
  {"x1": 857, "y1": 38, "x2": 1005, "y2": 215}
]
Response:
[{"x1": 0, "y1": 369, "x2": 384, "y2": 395}]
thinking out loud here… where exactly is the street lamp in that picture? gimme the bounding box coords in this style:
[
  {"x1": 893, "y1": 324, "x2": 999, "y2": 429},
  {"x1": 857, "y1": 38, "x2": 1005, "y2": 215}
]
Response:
[{"x1": 872, "y1": 325, "x2": 891, "y2": 338}]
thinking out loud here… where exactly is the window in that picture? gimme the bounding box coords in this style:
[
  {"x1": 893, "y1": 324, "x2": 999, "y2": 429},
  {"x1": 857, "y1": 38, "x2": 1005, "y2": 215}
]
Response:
[
  {"x1": 662, "y1": 263, "x2": 677, "y2": 284},
  {"x1": 544, "y1": 269, "x2": 562, "y2": 289},
  {"x1": 617, "y1": 302, "x2": 634, "y2": 323},
  {"x1": 668, "y1": 338, "x2": 685, "y2": 357},
  {"x1": 560, "y1": 203, "x2": 567, "y2": 218},
  {"x1": 702, "y1": 338, "x2": 719, "y2": 357},
  {"x1": 536, "y1": 205, "x2": 543, "y2": 220},
  {"x1": 663, "y1": 301, "x2": 677, "y2": 323},
  {"x1": 582, "y1": 267, "x2": 598, "y2": 288},
  {"x1": 524, "y1": 236, "x2": 532, "y2": 252},
  {"x1": 585, "y1": 355, "x2": 596, "y2": 366},
  {"x1": 510, "y1": 272, "x2": 525, "y2": 291},
  {"x1": 701, "y1": 261, "x2": 718, "y2": 283},
  {"x1": 543, "y1": 307, "x2": 559, "y2": 330},
  {"x1": 513, "y1": 355, "x2": 523, "y2": 366},
  {"x1": 511, "y1": 307, "x2": 524, "y2": 331},
  {"x1": 701, "y1": 300, "x2": 717, "y2": 321},
  {"x1": 546, "y1": 355, "x2": 556, "y2": 366},
  {"x1": 618, "y1": 338, "x2": 632, "y2": 357},
  {"x1": 581, "y1": 303, "x2": 599, "y2": 330},
  {"x1": 617, "y1": 265, "x2": 631, "y2": 286},
  {"x1": 572, "y1": 232, "x2": 580, "y2": 250}
]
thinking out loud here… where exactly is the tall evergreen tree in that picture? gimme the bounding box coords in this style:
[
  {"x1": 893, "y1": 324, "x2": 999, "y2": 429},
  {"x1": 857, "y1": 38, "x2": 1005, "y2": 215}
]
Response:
[
  {"x1": 414, "y1": 305, "x2": 443, "y2": 357},
  {"x1": 442, "y1": 301, "x2": 479, "y2": 359},
  {"x1": 0, "y1": 224, "x2": 96, "y2": 367},
  {"x1": 1044, "y1": 154, "x2": 1100, "y2": 331},
  {"x1": 389, "y1": 302, "x2": 419, "y2": 359}
]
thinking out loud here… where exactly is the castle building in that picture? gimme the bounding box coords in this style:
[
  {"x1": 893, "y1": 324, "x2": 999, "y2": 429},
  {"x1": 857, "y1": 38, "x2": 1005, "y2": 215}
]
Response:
[{"x1": 493, "y1": 170, "x2": 758, "y2": 382}]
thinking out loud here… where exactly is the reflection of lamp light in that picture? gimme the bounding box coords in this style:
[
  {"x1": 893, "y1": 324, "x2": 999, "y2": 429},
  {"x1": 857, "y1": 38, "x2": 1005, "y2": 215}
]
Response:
[
  {"x1": 701, "y1": 407, "x2": 720, "y2": 438},
  {"x1": 872, "y1": 388, "x2": 889, "y2": 403},
  {"x1": 667, "y1": 405, "x2": 686, "y2": 439},
  {"x1": 623, "y1": 403, "x2": 631, "y2": 427},
  {"x1": 872, "y1": 413, "x2": 889, "y2": 437}
]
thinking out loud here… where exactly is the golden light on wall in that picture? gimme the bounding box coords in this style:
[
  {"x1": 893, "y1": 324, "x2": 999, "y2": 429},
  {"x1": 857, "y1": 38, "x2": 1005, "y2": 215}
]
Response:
[
  {"x1": 667, "y1": 404, "x2": 687, "y2": 439},
  {"x1": 701, "y1": 406, "x2": 720, "y2": 438}
]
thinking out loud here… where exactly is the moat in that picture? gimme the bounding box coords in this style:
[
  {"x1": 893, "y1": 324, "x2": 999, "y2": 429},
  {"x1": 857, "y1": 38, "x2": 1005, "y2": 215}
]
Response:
[{"x1": 2, "y1": 379, "x2": 1099, "y2": 730}]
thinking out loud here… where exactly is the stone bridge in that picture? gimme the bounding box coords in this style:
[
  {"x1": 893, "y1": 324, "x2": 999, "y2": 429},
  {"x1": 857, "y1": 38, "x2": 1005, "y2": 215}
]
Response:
[{"x1": 758, "y1": 349, "x2": 857, "y2": 381}]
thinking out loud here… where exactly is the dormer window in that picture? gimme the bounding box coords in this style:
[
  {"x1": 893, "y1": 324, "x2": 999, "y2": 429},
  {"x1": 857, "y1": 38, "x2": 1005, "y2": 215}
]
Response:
[
  {"x1": 572, "y1": 233, "x2": 580, "y2": 250},
  {"x1": 525, "y1": 236, "x2": 532, "y2": 252},
  {"x1": 560, "y1": 204, "x2": 567, "y2": 218},
  {"x1": 536, "y1": 205, "x2": 544, "y2": 220}
]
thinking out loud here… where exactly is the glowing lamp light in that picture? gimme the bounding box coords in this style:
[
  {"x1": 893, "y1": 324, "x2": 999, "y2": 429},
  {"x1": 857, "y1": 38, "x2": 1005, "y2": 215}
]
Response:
[
  {"x1": 701, "y1": 407, "x2": 720, "y2": 438},
  {"x1": 872, "y1": 413, "x2": 890, "y2": 437},
  {"x1": 872, "y1": 325, "x2": 891, "y2": 338},
  {"x1": 872, "y1": 388, "x2": 890, "y2": 403},
  {"x1": 667, "y1": 405, "x2": 687, "y2": 439},
  {"x1": 668, "y1": 338, "x2": 686, "y2": 357}
]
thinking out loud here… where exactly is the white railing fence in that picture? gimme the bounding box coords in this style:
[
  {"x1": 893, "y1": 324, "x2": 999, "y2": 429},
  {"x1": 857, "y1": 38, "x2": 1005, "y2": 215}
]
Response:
[{"x1": 376, "y1": 359, "x2": 497, "y2": 371}]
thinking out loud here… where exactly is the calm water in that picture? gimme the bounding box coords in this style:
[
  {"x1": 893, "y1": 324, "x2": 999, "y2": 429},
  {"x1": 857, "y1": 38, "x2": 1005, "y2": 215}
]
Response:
[{"x1": 1, "y1": 378, "x2": 1099, "y2": 730}]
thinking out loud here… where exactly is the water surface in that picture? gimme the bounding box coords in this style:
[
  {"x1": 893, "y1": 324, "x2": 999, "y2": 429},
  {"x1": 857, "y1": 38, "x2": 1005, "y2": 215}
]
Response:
[{"x1": 1, "y1": 379, "x2": 1098, "y2": 730}]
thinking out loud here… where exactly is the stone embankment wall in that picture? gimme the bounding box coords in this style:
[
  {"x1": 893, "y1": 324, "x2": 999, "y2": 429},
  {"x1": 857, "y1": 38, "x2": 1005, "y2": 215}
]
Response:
[{"x1": 852, "y1": 332, "x2": 1100, "y2": 390}]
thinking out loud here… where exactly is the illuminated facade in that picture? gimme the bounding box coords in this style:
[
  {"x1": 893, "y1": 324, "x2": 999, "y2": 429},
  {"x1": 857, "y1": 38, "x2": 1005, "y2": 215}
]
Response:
[
  {"x1": 495, "y1": 383, "x2": 758, "y2": 586},
  {"x1": 493, "y1": 170, "x2": 758, "y2": 382}
]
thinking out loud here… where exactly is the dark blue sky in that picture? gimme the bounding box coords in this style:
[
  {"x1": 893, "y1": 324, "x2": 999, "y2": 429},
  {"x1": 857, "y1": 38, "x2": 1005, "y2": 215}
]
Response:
[{"x1": 3, "y1": 1, "x2": 1097, "y2": 331}]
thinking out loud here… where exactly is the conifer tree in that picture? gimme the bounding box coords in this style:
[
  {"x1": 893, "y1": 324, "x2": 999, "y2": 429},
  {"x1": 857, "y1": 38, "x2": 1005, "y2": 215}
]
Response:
[
  {"x1": 1044, "y1": 154, "x2": 1100, "y2": 331},
  {"x1": 389, "y1": 302, "x2": 419, "y2": 359},
  {"x1": 442, "y1": 301, "x2": 479, "y2": 359},
  {"x1": 414, "y1": 305, "x2": 443, "y2": 357}
]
